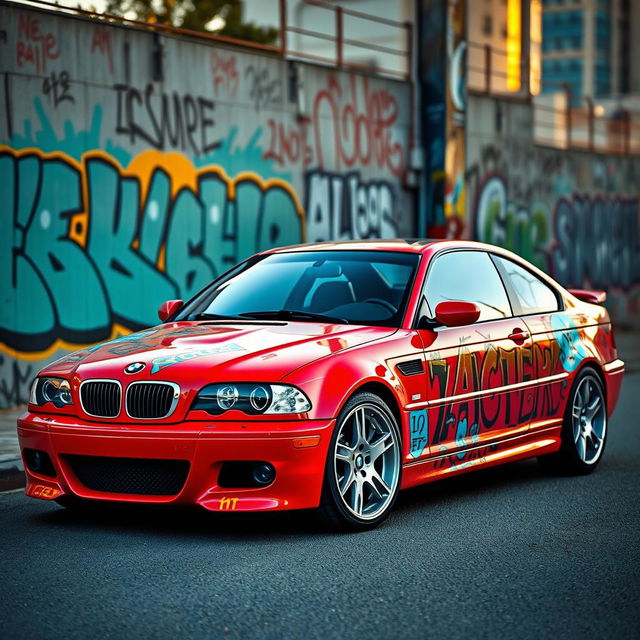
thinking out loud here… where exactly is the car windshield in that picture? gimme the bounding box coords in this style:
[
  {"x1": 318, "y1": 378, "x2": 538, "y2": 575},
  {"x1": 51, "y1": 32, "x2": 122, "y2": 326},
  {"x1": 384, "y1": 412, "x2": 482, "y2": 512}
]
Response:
[{"x1": 175, "y1": 251, "x2": 420, "y2": 327}]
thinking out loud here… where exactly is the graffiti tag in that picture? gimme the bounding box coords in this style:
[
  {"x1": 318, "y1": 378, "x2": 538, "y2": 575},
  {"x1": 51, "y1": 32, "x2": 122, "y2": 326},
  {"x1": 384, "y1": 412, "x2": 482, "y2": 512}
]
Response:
[
  {"x1": 305, "y1": 170, "x2": 397, "y2": 242},
  {"x1": 0, "y1": 147, "x2": 303, "y2": 354}
]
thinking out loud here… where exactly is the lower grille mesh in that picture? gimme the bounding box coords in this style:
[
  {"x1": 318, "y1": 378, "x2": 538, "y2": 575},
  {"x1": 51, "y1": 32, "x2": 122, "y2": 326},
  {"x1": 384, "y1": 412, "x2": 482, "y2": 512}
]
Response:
[{"x1": 63, "y1": 455, "x2": 190, "y2": 496}]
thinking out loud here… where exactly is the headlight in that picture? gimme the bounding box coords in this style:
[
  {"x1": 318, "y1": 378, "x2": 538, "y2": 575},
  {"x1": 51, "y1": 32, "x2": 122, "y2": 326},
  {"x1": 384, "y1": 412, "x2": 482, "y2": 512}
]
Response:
[
  {"x1": 268, "y1": 385, "x2": 312, "y2": 414},
  {"x1": 193, "y1": 383, "x2": 311, "y2": 415},
  {"x1": 30, "y1": 377, "x2": 73, "y2": 408}
]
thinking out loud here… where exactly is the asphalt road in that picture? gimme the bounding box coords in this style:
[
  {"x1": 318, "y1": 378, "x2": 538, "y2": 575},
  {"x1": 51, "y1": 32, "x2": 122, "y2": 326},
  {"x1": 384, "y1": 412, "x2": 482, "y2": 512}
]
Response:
[{"x1": 1, "y1": 375, "x2": 639, "y2": 640}]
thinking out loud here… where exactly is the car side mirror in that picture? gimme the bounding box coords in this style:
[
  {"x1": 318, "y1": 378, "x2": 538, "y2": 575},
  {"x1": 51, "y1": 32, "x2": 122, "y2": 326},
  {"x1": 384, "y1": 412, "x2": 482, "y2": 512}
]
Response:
[
  {"x1": 433, "y1": 301, "x2": 480, "y2": 327},
  {"x1": 158, "y1": 299, "x2": 183, "y2": 322}
]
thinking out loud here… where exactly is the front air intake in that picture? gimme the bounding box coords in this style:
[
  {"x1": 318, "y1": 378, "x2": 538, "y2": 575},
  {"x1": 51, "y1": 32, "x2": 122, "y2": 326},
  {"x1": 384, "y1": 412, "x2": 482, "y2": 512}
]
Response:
[
  {"x1": 125, "y1": 382, "x2": 179, "y2": 419},
  {"x1": 396, "y1": 359, "x2": 425, "y2": 376},
  {"x1": 63, "y1": 455, "x2": 189, "y2": 496}
]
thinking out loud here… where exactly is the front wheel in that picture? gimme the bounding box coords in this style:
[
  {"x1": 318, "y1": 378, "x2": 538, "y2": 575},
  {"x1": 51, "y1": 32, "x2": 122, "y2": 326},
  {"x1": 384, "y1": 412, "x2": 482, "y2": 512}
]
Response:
[
  {"x1": 538, "y1": 367, "x2": 607, "y2": 475},
  {"x1": 319, "y1": 392, "x2": 402, "y2": 531}
]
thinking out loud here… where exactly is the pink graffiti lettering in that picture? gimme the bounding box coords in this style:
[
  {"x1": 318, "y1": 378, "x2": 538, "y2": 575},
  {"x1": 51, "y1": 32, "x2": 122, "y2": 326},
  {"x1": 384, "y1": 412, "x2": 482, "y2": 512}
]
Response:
[
  {"x1": 312, "y1": 75, "x2": 404, "y2": 177},
  {"x1": 16, "y1": 14, "x2": 60, "y2": 73},
  {"x1": 263, "y1": 116, "x2": 313, "y2": 167},
  {"x1": 91, "y1": 28, "x2": 114, "y2": 75},
  {"x1": 210, "y1": 51, "x2": 238, "y2": 97}
]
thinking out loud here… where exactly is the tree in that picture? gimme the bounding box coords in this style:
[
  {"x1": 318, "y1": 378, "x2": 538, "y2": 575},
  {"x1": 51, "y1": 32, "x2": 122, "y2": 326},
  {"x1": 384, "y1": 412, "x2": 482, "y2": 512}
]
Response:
[{"x1": 103, "y1": 0, "x2": 278, "y2": 45}]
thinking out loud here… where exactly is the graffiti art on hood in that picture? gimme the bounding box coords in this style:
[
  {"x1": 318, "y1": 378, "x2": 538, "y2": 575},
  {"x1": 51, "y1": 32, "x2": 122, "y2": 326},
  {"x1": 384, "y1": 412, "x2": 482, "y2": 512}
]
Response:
[{"x1": 150, "y1": 343, "x2": 245, "y2": 374}]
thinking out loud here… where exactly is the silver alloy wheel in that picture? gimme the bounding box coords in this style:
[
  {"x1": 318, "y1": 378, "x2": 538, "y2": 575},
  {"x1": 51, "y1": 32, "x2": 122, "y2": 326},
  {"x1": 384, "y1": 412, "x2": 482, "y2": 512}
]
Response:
[
  {"x1": 571, "y1": 375, "x2": 606, "y2": 465},
  {"x1": 333, "y1": 403, "x2": 400, "y2": 520}
]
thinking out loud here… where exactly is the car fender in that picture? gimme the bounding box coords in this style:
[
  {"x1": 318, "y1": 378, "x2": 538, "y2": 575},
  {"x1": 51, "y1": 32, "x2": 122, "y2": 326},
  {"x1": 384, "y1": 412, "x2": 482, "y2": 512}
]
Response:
[{"x1": 282, "y1": 349, "x2": 411, "y2": 425}]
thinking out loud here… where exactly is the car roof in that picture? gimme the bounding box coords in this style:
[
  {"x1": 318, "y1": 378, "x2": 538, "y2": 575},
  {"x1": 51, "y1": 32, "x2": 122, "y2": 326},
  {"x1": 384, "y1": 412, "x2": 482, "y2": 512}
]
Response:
[
  {"x1": 266, "y1": 238, "x2": 507, "y2": 255},
  {"x1": 264, "y1": 239, "x2": 562, "y2": 287}
]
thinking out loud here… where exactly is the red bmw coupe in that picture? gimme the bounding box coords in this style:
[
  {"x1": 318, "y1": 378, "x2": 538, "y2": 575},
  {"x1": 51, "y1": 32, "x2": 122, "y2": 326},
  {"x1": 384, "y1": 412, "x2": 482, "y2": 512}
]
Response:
[{"x1": 18, "y1": 240, "x2": 624, "y2": 530}]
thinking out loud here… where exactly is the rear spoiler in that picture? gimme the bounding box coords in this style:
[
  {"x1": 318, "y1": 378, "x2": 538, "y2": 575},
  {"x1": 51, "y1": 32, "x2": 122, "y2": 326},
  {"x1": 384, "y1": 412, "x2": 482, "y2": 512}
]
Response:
[{"x1": 568, "y1": 289, "x2": 607, "y2": 305}]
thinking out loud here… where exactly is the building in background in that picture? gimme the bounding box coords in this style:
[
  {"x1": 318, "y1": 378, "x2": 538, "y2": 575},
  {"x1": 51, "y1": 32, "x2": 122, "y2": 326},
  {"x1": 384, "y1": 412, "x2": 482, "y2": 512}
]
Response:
[
  {"x1": 541, "y1": 0, "x2": 640, "y2": 106},
  {"x1": 244, "y1": 0, "x2": 415, "y2": 76},
  {"x1": 0, "y1": 0, "x2": 639, "y2": 408},
  {"x1": 467, "y1": 0, "x2": 542, "y2": 96}
]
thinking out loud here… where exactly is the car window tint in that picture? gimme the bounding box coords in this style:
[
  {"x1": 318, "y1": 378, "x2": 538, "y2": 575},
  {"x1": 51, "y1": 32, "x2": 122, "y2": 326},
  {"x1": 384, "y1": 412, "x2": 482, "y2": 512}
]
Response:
[
  {"x1": 494, "y1": 256, "x2": 560, "y2": 314},
  {"x1": 303, "y1": 273, "x2": 349, "y2": 307},
  {"x1": 424, "y1": 251, "x2": 511, "y2": 321},
  {"x1": 371, "y1": 262, "x2": 409, "y2": 287},
  {"x1": 177, "y1": 251, "x2": 420, "y2": 328}
]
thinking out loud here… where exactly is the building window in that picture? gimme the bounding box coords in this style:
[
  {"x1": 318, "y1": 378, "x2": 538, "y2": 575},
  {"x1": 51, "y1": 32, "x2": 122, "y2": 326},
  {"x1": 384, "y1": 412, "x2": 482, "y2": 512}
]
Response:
[
  {"x1": 506, "y1": 0, "x2": 522, "y2": 91},
  {"x1": 530, "y1": 0, "x2": 542, "y2": 94},
  {"x1": 483, "y1": 14, "x2": 493, "y2": 36}
]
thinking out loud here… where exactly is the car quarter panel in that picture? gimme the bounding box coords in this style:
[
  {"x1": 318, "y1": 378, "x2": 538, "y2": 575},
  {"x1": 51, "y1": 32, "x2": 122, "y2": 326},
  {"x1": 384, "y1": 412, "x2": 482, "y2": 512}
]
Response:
[{"x1": 522, "y1": 295, "x2": 624, "y2": 422}]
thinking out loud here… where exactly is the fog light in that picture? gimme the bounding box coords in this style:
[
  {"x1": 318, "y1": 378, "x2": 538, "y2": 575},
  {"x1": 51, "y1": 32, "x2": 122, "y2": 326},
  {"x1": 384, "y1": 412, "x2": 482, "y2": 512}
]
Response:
[
  {"x1": 23, "y1": 448, "x2": 56, "y2": 478},
  {"x1": 30, "y1": 450, "x2": 43, "y2": 471},
  {"x1": 252, "y1": 462, "x2": 275, "y2": 486}
]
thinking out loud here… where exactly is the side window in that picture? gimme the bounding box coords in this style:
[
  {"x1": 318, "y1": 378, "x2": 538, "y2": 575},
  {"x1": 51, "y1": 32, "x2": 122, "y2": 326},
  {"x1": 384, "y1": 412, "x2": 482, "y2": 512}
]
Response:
[
  {"x1": 423, "y1": 251, "x2": 512, "y2": 322},
  {"x1": 493, "y1": 256, "x2": 560, "y2": 314}
]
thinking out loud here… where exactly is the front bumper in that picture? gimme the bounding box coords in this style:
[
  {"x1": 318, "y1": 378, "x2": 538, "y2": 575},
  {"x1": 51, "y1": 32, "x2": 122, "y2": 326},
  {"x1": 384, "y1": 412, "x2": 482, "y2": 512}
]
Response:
[{"x1": 17, "y1": 412, "x2": 335, "y2": 511}]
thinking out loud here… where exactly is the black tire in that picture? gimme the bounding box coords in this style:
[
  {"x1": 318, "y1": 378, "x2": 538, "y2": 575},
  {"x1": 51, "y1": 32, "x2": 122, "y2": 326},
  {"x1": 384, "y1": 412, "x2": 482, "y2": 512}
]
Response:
[
  {"x1": 318, "y1": 392, "x2": 402, "y2": 531},
  {"x1": 538, "y1": 367, "x2": 607, "y2": 475}
]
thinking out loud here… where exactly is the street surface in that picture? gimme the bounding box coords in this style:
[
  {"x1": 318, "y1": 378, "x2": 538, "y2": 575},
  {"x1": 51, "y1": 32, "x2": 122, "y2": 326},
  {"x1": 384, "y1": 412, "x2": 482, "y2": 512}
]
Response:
[{"x1": 1, "y1": 373, "x2": 639, "y2": 639}]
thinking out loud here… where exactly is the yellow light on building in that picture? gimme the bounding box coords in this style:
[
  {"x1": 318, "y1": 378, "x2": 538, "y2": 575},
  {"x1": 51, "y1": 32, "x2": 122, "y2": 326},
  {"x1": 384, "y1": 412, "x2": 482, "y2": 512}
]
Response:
[
  {"x1": 530, "y1": 0, "x2": 542, "y2": 95},
  {"x1": 507, "y1": 0, "x2": 521, "y2": 92}
]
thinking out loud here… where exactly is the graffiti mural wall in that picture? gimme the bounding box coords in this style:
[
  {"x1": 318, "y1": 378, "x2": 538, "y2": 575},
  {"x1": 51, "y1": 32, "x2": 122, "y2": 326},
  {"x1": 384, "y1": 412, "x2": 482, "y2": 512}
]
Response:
[
  {"x1": 466, "y1": 95, "x2": 640, "y2": 328},
  {"x1": 0, "y1": 4, "x2": 414, "y2": 406}
]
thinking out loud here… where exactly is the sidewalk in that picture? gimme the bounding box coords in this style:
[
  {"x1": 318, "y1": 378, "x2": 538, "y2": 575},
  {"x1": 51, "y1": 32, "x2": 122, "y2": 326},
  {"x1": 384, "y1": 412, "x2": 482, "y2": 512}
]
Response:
[
  {"x1": 1, "y1": 330, "x2": 638, "y2": 491},
  {"x1": 0, "y1": 406, "x2": 24, "y2": 491},
  {"x1": 619, "y1": 329, "x2": 640, "y2": 374}
]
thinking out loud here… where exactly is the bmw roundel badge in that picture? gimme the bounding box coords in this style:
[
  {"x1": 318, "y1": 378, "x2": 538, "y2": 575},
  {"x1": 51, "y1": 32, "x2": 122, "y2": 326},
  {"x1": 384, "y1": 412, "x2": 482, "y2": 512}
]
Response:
[{"x1": 124, "y1": 362, "x2": 145, "y2": 374}]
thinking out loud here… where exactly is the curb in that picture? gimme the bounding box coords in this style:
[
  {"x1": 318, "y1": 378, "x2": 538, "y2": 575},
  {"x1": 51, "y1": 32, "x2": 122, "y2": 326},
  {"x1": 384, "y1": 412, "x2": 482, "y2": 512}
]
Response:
[{"x1": 0, "y1": 457, "x2": 25, "y2": 492}]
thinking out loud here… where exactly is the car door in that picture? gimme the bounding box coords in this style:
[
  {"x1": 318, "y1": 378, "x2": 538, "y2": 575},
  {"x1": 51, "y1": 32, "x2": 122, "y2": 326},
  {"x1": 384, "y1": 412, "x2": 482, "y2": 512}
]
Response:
[
  {"x1": 414, "y1": 250, "x2": 535, "y2": 462},
  {"x1": 491, "y1": 255, "x2": 567, "y2": 431}
]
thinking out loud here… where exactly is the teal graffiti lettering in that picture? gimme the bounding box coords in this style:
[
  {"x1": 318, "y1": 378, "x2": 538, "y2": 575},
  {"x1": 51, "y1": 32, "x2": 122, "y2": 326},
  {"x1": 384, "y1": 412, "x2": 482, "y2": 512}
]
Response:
[
  {"x1": 0, "y1": 148, "x2": 303, "y2": 354},
  {"x1": 150, "y1": 343, "x2": 245, "y2": 374},
  {"x1": 409, "y1": 409, "x2": 428, "y2": 459}
]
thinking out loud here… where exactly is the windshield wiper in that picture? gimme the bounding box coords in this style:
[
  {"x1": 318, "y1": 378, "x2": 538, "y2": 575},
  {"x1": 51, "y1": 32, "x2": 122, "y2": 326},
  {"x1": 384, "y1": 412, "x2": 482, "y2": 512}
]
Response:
[
  {"x1": 192, "y1": 312, "x2": 244, "y2": 321},
  {"x1": 239, "y1": 310, "x2": 349, "y2": 324}
]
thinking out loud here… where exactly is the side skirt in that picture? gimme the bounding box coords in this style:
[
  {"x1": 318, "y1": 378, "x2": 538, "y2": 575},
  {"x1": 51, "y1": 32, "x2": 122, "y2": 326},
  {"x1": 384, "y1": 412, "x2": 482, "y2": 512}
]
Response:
[{"x1": 400, "y1": 426, "x2": 562, "y2": 490}]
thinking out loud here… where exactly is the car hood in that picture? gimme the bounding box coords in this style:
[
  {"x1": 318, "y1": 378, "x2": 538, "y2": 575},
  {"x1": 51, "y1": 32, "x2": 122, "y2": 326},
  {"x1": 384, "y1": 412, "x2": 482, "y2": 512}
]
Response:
[{"x1": 42, "y1": 320, "x2": 396, "y2": 383}]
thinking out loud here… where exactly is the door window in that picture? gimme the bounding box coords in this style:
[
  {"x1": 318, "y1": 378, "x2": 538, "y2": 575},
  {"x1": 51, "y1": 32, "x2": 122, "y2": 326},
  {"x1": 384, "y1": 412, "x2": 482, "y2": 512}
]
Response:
[
  {"x1": 493, "y1": 256, "x2": 560, "y2": 314},
  {"x1": 422, "y1": 251, "x2": 512, "y2": 322}
]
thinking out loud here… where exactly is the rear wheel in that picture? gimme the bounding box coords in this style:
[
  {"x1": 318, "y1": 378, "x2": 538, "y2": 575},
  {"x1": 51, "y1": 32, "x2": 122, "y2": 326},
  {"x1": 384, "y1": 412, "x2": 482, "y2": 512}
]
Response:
[
  {"x1": 319, "y1": 392, "x2": 402, "y2": 531},
  {"x1": 538, "y1": 367, "x2": 607, "y2": 475}
]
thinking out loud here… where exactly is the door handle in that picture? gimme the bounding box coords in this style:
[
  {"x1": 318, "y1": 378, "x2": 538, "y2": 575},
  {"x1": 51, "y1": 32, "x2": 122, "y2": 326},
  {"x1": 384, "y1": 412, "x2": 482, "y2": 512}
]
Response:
[{"x1": 508, "y1": 329, "x2": 530, "y2": 345}]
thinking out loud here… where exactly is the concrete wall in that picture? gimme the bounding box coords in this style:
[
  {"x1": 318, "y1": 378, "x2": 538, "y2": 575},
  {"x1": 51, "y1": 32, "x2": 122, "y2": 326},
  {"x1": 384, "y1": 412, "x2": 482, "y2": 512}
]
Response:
[
  {"x1": 0, "y1": 3, "x2": 415, "y2": 407},
  {"x1": 465, "y1": 93, "x2": 640, "y2": 328}
]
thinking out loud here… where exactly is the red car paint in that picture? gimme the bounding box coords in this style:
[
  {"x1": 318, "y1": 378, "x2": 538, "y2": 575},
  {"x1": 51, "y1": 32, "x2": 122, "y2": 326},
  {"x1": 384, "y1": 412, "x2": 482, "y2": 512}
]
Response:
[{"x1": 18, "y1": 240, "x2": 625, "y2": 512}]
